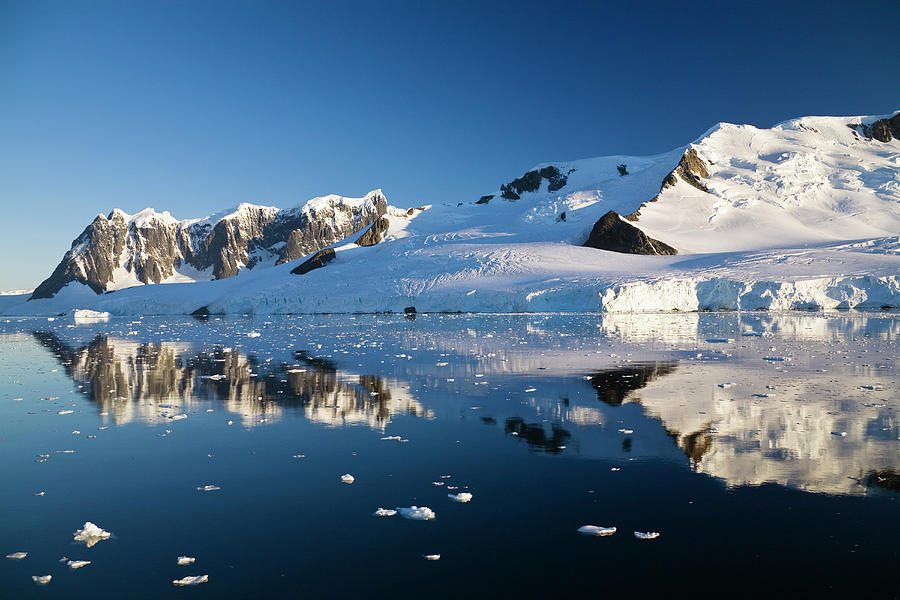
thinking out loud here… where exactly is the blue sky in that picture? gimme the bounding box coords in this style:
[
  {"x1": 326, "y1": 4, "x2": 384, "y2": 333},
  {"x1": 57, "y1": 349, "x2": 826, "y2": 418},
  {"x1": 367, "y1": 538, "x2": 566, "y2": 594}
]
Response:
[{"x1": 1, "y1": 0, "x2": 898, "y2": 290}]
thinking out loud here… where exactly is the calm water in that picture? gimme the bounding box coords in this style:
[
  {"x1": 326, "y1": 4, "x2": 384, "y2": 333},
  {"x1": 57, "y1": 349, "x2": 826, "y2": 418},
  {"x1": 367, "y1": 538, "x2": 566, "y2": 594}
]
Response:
[{"x1": 1, "y1": 312, "x2": 898, "y2": 598}]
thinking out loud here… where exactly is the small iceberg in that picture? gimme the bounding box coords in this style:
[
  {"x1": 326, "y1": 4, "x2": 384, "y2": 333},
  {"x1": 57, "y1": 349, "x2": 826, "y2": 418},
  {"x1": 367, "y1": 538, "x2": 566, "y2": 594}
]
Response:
[
  {"x1": 423, "y1": 554, "x2": 441, "y2": 561},
  {"x1": 340, "y1": 474, "x2": 355, "y2": 484},
  {"x1": 448, "y1": 492, "x2": 472, "y2": 503},
  {"x1": 72, "y1": 309, "x2": 110, "y2": 324},
  {"x1": 577, "y1": 525, "x2": 617, "y2": 536},
  {"x1": 177, "y1": 556, "x2": 196, "y2": 565},
  {"x1": 168, "y1": 414, "x2": 187, "y2": 421},
  {"x1": 173, "y1": 575, "x2": 208, "y2": 586},
  {"x1": 634, "y1": 531, "x2": 660, "y2": 540},
  {"x1": 67, "y1": 560, "x2": 91, "y2": 569},
  {"x1": 396, "y1": 506, "x2": 435, "y2": 520},
  {"x1": 718, "y1": 382, "x2": 735, "y2": 389},
  {"x1": 5, "y1": 552, "x2": 27, "y2": 560},
  {"x1": 373, "y1": 508, "x2": 397, "y2": 517},
  {"x1": 197, "y1": 485, "x2": 221, "y2": 492},
  {"x1": 32, "y1": 575, "x2": 52, "y2": 585},
  {"x1": 73, "y1": 522, "x2": 111, "y2": 548}
]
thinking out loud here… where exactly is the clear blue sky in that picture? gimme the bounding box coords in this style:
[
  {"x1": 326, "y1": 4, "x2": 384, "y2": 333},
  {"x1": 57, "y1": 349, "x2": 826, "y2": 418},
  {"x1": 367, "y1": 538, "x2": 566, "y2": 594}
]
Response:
[{"x1": 1, "y1": 0, "x2": 898, "y2": 290}]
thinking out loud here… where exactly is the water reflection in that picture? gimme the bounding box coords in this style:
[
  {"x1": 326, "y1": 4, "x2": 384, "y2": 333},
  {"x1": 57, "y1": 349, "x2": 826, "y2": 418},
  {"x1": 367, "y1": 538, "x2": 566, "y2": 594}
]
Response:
[{"x1": 33, "y1": 331, "x2": 431, "y2": 429}]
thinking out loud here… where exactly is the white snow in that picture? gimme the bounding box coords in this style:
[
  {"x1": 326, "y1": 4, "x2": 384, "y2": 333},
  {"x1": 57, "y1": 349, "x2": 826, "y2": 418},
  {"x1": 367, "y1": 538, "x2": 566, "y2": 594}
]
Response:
[
  {"x1": 7, "y1": 111, "x2": 900, "y2": 316},
  {"x1": 396, "y1": 506, "x2": 436, "y2": 520},
  {"x1": 73, "y1": 522, "x2": 111, "y2": 547},
  {"x1": 447, "y1": 492, "x2": 472, "y2": 503},
  {"x1": 340, "y1": 474, "x2": 355, "y2": 484},
  {"x1": 32, "y1": 575, "x2": 52, "y2": 585},
  {"x1": 177, "y1": 556, "x2": 196, "y2": 565},
  {"x1": 373, "y1": 508, "x2": 397, "y2": 517},
  {"x1": 5, "y1": 552, "x2": 27, "y2": 559},
  {"x1": 67, "y1": 560, "x2": 91, "y2": 569},
  {"x1": 577, "y1": 525, "x2": 617, "y2": 536}
]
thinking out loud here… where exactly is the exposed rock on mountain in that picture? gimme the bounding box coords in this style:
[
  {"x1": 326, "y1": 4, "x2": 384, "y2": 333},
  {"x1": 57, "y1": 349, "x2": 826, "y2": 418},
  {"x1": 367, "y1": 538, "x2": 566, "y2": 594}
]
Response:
[
  {"x1": 851, "y1": 112, "x2": 900, "y2": 143},
  {"x1": 625, "y1": 148, "x2": 708, "y2": 221},
  {"x1": 31, "y1": 191, "x2": 390, "y2": 299},
  {"x1": 290, "y1": 248, "x2": 335, "y2": 275},
  {"x1": 498, "y1": 166, "x2": 572, "y2": 200},
  {"x1": 356, "y1": 216, "x2": 390, "y2": 247},
  {"x1": 583, "y1": 211, "x2": 677, "y2": 255}
]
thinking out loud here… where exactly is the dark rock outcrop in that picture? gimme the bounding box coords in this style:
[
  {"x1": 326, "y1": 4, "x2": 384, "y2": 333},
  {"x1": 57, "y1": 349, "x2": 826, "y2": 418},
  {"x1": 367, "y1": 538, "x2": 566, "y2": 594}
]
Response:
[
  {"x1": 290, "y1": 248, "x2": 336, "y2": 275},
  {"x1": 617, "y1": 164, "x2": 628, "y2": 176},
  {"x1": 355, "y1": 216, "x2": 389, "y2": 247},
  {"x1": 582, "y1": 211, "x2": 677, "y2": 255},
  {"x1": 854, "y1": 112, "x2": 900, "y2": 143},
  {"x1": 476, "y1": 195, "x2": 493, "y2": 204},
  {"x1": 625, "y1": 148, "x2": 708, "y2": 221},
  {"x1": 31, "y1": 191, "x2": 391, "y2": 300},
  {"x1": 498, "y1": 166, "x2": 573, "y2": 200}
]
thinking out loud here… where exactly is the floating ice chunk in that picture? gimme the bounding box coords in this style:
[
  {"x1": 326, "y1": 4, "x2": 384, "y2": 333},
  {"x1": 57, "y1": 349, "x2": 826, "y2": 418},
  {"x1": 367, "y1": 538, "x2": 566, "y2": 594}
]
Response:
[
  {"x1": 577, "y1": 525, "x2": 616, "y2": 536},
  {"x1": 72, "y1": 430, "x2": 80, "y2": 435},
  {"x1": 168, "y1": 414, "x2": 187, "y2": 421},
  {"x1": 5, "y1": 552, "x2": 27, "y2": 559},
  {"x1": 448, "y1": 492, "x2": 472, "y2": 503},
  {"x1": 763, "y1": 356, "x2": 789, "y2": 362},
  {"x1": 58, "y1": 410, "x2": 73, "y2": 415},
  {"x1": 173, "y1": 575, "x2": 208, "y2": 586},
  {"x1": 524, "y1": 387, "x2": 537, "y2": 393},
  {"x1": 73, "y1": 309, "x2": 109, "y2": 324},
  {"x1": 34, "y1": 491, "x2": 45, "y2": 497},
  {"x1": 67, "y1": 560, "x2": 91, "y2": 569},
  {"x1": 32, "y1": 575, "x2": 52, "y2": 585},
  {"x1": 381, "y1": 436, "x2": 402, "y2": 441},
  {"x1": 742, "y1": 332, "x2": 763, "y2": 337},
  {"x1": 610, "y1": 467, "x2": 621, "y2": 472},
  {"x1": 718, "y1": 382, "x2": 735, "y2": 389},
  {"x1": 634, "y1": 531, "x2": 660, "y2": 540},
  {"x1": 860, "y1": 384, "x2": 884, "y2": 391},
  {"x1": 291, "y1": 454, "x2": 305, "y2": 459},
  {"x1": 73, "y1": 522, "x2": 111, "y2": 547},
  {"x1": 706, "y1": 338, "x2": 734, "y2": 343},
  {"x1": 396, "y1": 506, "x2": 435, "y2": 520},
  {"x1": 618, "y1": 429, "x2": 634, "y2": 434},
  {"x1": 196, "y1": 485, "x2": 220, "y2": 492},
  {"x1": 466, "y1": 290, "x2": 476, "y2": 296},
  {"x1": 831, "y1": 431, "x2": 848, "y2": 437},
  {"x1": 177, "y1": 556, "x2": 196, "y2": 565},
  {"x1": 423, "y1": 554, "x2": 441, "y2": 561},
  {"x1": 340, "y1": 474, "x2": 355, "y2": 484},
  {"x1": 246, "y1": 331, "x2": 261, "y2": 338},
  {"x1": 432, "y1": 481, "x2": 444, "y2": 486},
  {"x1": 751, "y1": 393, "x2": 774, "y2": 398},
  {"x1": 373, "y1": 508, "x2": 397, "y2": 517}
]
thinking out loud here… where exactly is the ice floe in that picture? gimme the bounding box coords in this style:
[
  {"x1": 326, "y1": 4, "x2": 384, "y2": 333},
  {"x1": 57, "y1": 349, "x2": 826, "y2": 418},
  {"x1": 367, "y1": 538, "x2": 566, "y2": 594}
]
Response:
[
  {"x1": 423, "y1": 554, "x2": 441, "y2": 561},
  {"x1": 197, "y1": 485, "x2": 221, "y2": 492},
  {"x1": 340, "y1": 474, "x2": 355, "y2": 484},
  {"x1": 634, "y1": 531, "x2": 660, "y2": 540},
  {"x1": 32, "y1": 575, "x2": 52, "y2": 585},
  {"x1": 67, "y1": 560, "x2": 91, "y2": 569},
  {"x1": 373, "y1": 508, "x2": 397, "y2": 517},
  {"x1": 577, "y1": 525, "x2": 617, "y2": 536},
  {"x1": 173, "y1": 575, "x2": 208, "y2": 586},
  {"x1": 448, "y1": 492, "x2": 472, "y2": 503},
  {"x1": 5, "y1": 552, "x2": 27, "y2": 559},
  {"x1": 73, "y1": 522, "x2": 111, "y2": 547},
  {"x1": 396, "y1": 506, "x2": 435, "y2": 520},
  {"x1": 177, "y1": 556, "x2": 196, "y2": 565}
]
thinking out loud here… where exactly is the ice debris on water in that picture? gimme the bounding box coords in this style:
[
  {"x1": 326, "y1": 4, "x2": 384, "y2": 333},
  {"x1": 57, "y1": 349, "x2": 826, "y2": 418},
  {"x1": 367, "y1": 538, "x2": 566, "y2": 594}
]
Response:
[
  {"x1": 173, "y1": 575, "x2": 208, "y2": 586},
  {"x1": 5, "y1": 552, "x2": 27, "y2": 559},
  {"x1": 340, "y1": 474, "x2": 355, "y2": 484},
  {"x1": 73, "y1": 522, "x2": 111, "y2": 547},
  {"x1": 32, "y1": 575, "x2": 52, "y2": 585},
  {"x1": 634, "y1": 531, "x2": 660, "y2": 540},
  {"x1": 448, "y1": 492, "x2": 472, "y2": 503},
  {"x1": 67, "y1": 560, "x2": 91, "y2": 569},
  {"x1": 718, "y1": 382, "x2": 735, "y2": 389},
  {"x1": 58, "y1": 409, "x2": 73, "y2": 415},
  {"x1": 423, "y1": 554, "x2": 441, "y2": 561},
  {"x1": 396, "y1": 506, "x2": 435, "y2": 520},
  {"x1": 618, "y1": 428, "x2": 634, "y2": 434},
  {"x1": 177, "y1": 556, "x2": 196, "y2": 565},
  {"x1": 832, "y1": 431, "x2": 848, "y2": 437},
  {"x1": 197, "y1": 485, "x2": 221, "y2": 492},
  {"x1": 373, "y1": 508, "x2": 397, "y2": 517},
  {"x1": 577, "y1": 525, "x2": 617, "y2": 536},
  {"x1": 168, "y1": 413, "x2": 187, "y2": 421}
]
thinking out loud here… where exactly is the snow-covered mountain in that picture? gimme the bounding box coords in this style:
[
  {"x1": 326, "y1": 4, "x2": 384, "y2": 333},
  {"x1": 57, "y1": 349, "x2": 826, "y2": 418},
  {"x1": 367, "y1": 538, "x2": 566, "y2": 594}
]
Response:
[
  {"x1": 7, "y1": 110, "x2": 900, "y2": 315},
  {"x1": 31, "y1": 190, "x2": 392, "y2": 299}
]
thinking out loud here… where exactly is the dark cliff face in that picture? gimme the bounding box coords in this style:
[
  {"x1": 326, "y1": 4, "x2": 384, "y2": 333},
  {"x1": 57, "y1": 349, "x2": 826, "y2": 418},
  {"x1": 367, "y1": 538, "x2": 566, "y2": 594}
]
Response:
[
  {"x1": 583, "y1": 210, "x2": 677, "y2": 255},
  {"x1": 30, "y1": 191, "x2": 392, "y2": 300},
  {"x1": 853, "y1": 112, "x2": 900, "y2": 143},
  {"x1": 625, "y1": 148, "x2": 709, "y2": 222}
]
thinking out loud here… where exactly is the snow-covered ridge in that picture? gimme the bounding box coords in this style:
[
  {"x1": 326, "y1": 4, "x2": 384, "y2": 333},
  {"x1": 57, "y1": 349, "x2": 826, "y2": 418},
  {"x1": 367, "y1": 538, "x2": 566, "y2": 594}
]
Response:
[{"x1": 11, "y1": 110, "x2": 900, "y2": 315}]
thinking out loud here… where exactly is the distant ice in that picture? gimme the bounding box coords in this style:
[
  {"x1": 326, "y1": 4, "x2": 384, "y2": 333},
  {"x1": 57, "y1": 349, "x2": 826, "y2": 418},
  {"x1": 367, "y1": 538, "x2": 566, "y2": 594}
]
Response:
[
  {"x1": 340, "y1": 474, "x2": 355, "y2": 484},
  {"x1": 32, "y1": 575, "x2": 52, "y2": 585},
  {"x1": 177, "y1": 556, "x2": 196, "y2": 565},
  {"x1": 577, "y1": 525, "x2": 617, "y2": 536},
  {"x1": 448, "y1": 492, "x2": 472, "y2": 503},
  {"x1": 73, "y1": 522, "x2": 111, "y2": 547},
  {"x1": 634, "y1": 531, "x2": 660, "y2": 540},
  {"x1": 373, "y1": 508, "x2": 397, "y2": 517},
  {"x1": 5, "y1": 552, "x2": 27, "y2": 559},
  {"x1": 173, "y1": 575, "x2": 208, "y2": 586},
  {"x1": 423, "y1": 554, "x2": 441, "y2": 561},
  {"x1": 196, "y1": 485, "x2": 220, "y2": 492},
  {"x1": 396, "y1": 506, "x2": 435, "y2": 520},
  {"x1": 67, "y1": 560, "x2": 91, "y2": 569}
]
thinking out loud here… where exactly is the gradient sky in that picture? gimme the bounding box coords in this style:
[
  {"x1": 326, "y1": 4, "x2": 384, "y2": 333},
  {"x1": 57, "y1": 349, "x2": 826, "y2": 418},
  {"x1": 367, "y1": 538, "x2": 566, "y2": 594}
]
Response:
[{"x1": 1, "y1": 0, "x2": 898, "y2": 290}]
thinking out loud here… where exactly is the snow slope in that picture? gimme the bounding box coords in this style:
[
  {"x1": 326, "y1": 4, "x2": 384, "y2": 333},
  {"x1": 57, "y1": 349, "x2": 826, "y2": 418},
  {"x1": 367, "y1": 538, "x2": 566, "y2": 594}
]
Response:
[{"x1": 4, "y1": 111, "x2": 899, "y2": 315}]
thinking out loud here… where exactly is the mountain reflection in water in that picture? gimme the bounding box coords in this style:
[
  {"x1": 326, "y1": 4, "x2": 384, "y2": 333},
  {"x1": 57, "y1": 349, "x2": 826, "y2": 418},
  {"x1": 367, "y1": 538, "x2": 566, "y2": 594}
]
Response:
[{"x1": 32, "y1": 331, "x2": 431, "y2": 429}]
